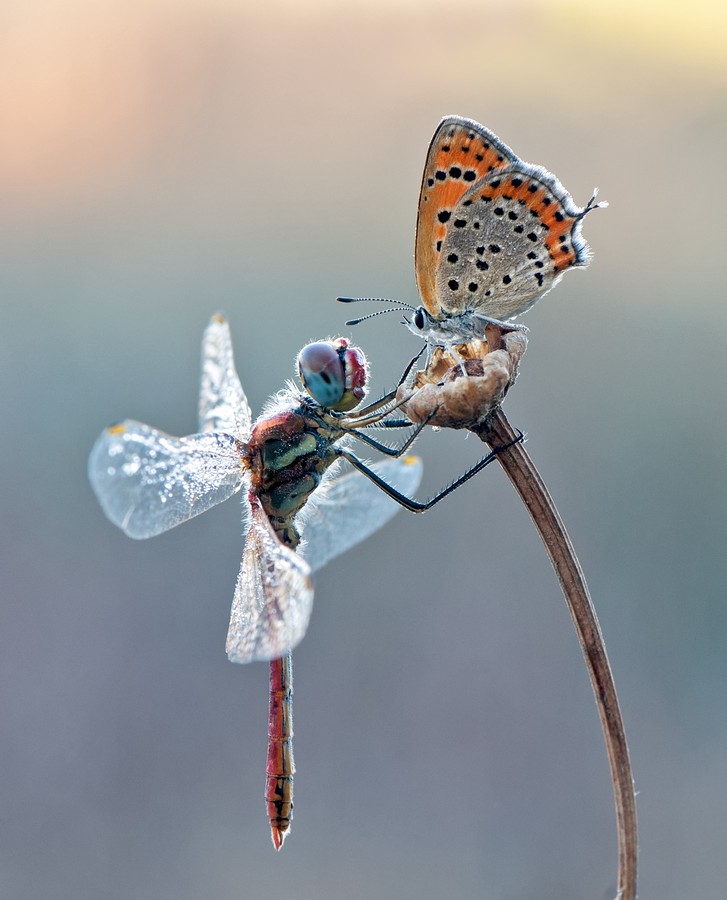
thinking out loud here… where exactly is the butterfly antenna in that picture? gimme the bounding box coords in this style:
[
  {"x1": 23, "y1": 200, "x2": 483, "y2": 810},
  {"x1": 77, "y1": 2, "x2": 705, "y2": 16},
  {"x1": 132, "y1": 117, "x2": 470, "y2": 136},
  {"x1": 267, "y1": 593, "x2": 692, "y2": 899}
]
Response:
[
  {"x1": 337, "y1": 296, "x2": 416, "y2": 327},
  {"x1": 338, "y1": 296, "x2": 415, "y2": 307},
  {"x1": 347, "y1": 307, "x2": 420, "y2": 326}
]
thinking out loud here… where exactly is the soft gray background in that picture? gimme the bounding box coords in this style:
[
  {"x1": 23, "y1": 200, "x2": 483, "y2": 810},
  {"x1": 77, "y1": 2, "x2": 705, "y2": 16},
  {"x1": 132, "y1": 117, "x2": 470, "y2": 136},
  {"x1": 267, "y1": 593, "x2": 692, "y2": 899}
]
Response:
[{"x1": 2, "y1": 2, "x2": 725, "y2": 898}]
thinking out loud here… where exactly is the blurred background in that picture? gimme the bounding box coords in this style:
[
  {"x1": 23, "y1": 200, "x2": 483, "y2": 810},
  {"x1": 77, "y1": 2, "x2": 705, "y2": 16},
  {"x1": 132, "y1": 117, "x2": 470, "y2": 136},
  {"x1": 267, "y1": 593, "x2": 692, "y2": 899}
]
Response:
[{"x1": 2, "y1": 1, "x2": 725, "y2": 897}]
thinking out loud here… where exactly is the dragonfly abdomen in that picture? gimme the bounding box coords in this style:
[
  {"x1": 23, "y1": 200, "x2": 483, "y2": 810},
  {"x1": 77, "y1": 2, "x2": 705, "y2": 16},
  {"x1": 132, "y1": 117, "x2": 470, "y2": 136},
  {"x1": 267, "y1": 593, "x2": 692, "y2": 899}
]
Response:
[{"x1": 266, "y1": 653, "x2": 294, "y2": 851}]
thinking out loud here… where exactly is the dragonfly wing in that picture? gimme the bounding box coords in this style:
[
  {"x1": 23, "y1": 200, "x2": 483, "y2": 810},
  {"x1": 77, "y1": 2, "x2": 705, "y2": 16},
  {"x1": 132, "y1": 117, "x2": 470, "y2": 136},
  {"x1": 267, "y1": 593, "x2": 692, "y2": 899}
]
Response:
[
  {"x1": 198, "y1": 313, "x2": 253, "y2": 439},
  {"x1": 89, "y1": 420, "x2": 245, "y2": 539},
  {"x1": 299, "y1": 456, "x2": 423, "y2": 573},
  {"x1": 226, "y1": 494, "x2": 314, "y2": 663}
]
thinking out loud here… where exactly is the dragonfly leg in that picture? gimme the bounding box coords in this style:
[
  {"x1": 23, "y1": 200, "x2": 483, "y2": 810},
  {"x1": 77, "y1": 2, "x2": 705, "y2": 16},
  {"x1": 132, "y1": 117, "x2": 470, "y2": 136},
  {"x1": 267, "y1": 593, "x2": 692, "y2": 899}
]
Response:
[
  {"x1": 347, "y1": 388, "x2": 398, "y2": 418},
  {"x1": 347, "y1": 410, "x2": 435, "y2": 458},
  {"x1": 393, "y1": 346, "x2": 426, "y2": 387},
  {"x1": 342, "y1": 349, "x2": 426, "y2": 420},
  {"x1": 344, "y1": 385, "x2": 422, "y2": 428},
  {"x1": 338, "y1": 429, "x2": 524, "y2": 512},
  {"x1": 363, "y1": 417, "x2": 415, "y2": 429}
]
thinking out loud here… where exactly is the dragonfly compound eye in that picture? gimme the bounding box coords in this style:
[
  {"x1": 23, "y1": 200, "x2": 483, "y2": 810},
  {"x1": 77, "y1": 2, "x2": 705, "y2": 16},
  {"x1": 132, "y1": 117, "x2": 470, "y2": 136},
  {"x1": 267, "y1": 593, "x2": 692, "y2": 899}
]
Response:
[{"x1": 298, "y1": 342, "x2": 346, "y2": 408}]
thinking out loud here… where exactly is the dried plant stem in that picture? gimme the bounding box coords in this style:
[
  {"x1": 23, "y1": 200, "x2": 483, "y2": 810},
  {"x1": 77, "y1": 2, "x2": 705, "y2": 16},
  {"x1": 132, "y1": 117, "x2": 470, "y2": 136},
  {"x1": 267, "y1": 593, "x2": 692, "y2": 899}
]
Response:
[{"x1": 474, "y1": 407, "x2": 638, "y2": 900}]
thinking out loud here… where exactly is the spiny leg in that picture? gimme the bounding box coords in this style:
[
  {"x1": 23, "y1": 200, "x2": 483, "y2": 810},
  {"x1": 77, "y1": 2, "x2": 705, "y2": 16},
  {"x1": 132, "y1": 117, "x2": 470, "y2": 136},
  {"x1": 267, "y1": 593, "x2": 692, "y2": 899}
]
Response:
[
  {"x1": 362, "y1": 417, "x2": 416, "y2": 430},
  {"x1": 346, "y1": 410, "x2": 436, "y2": 458},
  {"x1": 343, "y1": 349, "x2": 426, "y2": 420},
  {"x1": 337, "y1": 430, "x2": 524, "y2": 512}
]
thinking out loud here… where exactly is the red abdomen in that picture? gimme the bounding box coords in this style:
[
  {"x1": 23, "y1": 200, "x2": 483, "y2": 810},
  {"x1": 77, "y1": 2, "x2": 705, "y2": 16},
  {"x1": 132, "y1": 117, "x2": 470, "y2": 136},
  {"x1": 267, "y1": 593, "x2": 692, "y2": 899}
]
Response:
[{"x1": 265, "y1": 654, "x2": 294, "y2": 850}]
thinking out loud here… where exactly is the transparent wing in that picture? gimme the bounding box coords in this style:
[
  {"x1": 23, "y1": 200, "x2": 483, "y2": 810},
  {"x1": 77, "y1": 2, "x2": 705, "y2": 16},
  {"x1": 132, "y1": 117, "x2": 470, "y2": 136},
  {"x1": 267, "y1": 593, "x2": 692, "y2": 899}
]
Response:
[
  {"x1": 89, "y1": 420, "x2": 246, "y2": 539},
  {"x1": 198, "y1": 313, "x2": 253, "y2": 439},
  {"x1": 299, "y1": 456, "x2": 424, "y2": 573},
  {"x1": 226, "y1": 494, "x2": 314, "y2": 663}
]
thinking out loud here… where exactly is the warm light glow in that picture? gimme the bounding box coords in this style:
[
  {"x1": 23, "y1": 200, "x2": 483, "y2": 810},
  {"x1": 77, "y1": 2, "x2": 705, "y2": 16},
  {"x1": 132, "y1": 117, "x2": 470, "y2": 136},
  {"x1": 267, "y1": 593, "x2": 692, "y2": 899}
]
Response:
[{"x1": 1, "y1": 0, "x2": 723, "y2": 211}]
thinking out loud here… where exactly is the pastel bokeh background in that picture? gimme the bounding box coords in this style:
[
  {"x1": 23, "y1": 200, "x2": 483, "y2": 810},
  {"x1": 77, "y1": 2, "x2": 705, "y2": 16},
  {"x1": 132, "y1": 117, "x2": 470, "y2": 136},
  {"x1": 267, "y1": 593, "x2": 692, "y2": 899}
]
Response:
[{"x1": 2, "y1": 1, "x2": 726, "y2": 897}]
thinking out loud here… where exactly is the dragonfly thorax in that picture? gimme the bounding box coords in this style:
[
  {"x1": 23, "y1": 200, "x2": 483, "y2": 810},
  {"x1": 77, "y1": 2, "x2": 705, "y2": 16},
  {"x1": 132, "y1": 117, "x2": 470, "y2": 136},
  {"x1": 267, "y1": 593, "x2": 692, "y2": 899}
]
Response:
[{"x1": 246, "y1": 405, "x2": 344, "y2": 543}]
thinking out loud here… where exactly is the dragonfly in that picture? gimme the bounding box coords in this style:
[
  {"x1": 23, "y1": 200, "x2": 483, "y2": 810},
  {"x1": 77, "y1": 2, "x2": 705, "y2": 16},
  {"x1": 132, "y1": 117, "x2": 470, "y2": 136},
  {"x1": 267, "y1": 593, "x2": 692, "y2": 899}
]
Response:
[{"x1": 88, "y1": 314, "x2": 515, "y2": 849}]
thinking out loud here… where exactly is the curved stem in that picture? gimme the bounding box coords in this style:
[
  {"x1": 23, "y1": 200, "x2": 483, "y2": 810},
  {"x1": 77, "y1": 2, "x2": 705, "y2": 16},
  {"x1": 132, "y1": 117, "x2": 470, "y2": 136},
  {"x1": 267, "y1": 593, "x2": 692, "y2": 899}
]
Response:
[{"x1": 474, "y1": 407, "x2": 638, "y2": 900}]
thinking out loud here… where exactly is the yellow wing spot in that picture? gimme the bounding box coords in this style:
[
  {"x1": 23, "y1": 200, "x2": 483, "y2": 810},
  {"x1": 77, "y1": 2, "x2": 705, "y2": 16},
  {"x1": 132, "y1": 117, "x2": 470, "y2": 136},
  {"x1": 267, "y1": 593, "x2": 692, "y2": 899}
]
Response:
[
  {"x1": 212, "y1": 312, "x2": 227, "y2": 324},
  {"x1": 403, "y1": 455, "x2": 421, "y2": 466},
  {"x1": 107, "y1": 423, "x2": 127, "y2": 435}
]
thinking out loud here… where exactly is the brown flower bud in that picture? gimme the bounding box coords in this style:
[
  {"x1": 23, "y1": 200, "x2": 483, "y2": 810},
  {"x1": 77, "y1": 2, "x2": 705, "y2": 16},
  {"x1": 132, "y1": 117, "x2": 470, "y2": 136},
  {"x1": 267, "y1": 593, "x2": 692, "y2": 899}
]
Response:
[{"x1": 397, "y1": 324, "x2": 527, "y2": 429}]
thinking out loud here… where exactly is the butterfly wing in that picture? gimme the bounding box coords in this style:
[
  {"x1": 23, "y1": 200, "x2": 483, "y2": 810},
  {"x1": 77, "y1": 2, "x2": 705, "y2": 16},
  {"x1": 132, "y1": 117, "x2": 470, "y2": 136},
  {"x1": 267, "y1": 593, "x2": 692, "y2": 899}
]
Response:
[
  {"x1": 434, "y1": 163, "x2": 597, "y2": 321},
  {"x1": 198, "y1": 313, "x2": 253, "y2": 439},
  {"x1": 299, "y1": 456, "x2": 424, "y2": 573},
  {"x1": 226, "y1": 493, "x2": 314, "y2": 663},
  {"x1": 88, "y1": 420, "x2": 246, "y2": 539},
  {"x1": 415, "y1": 116, "x2": 520, "y2": 317}
]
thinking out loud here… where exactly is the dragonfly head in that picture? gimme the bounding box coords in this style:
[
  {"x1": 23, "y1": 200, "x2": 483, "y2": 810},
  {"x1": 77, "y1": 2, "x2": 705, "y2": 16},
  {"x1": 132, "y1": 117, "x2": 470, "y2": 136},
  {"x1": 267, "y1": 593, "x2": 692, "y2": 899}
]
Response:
[{"x1": 297, "y1": 338, "x2": 368, "y2": 412}]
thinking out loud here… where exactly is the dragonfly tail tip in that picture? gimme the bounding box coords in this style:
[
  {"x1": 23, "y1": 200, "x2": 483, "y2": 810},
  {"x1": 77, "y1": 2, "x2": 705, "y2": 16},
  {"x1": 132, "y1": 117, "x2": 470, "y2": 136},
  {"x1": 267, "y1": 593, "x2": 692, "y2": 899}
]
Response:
[{"x1": 271, "y1": 825, "x2": 288, "y2": 851}]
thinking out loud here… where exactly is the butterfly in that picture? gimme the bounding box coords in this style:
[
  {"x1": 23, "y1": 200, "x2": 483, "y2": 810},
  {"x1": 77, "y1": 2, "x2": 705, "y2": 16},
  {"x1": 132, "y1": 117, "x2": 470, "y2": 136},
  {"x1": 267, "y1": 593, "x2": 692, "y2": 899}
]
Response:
[{"x1": 340, "y1": 115, "x2": 605, "y2": 346}]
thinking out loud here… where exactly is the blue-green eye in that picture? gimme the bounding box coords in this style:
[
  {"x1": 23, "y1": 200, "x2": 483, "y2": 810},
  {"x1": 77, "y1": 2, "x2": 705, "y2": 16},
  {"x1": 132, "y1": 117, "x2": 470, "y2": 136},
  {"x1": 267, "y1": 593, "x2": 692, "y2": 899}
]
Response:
[{"x1": 298, "y1": 343, "x2": 345, "y2": 407}]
